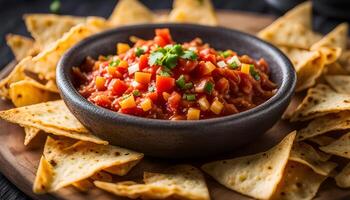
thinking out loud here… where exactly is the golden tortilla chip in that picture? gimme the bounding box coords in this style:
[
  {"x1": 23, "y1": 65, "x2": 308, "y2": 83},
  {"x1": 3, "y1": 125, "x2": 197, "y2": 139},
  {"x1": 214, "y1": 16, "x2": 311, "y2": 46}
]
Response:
[
  {"x1": 323, "y1": 62, "x2": 349, "y2": 75},
  {"x1": 290, "y1": 142, "x2": 336, "y2": 176},
  {"x1": 0, "y1": 57, "x2": 29, "y2": 98},
  {"x1": 23, "y1": 126, "x2": 40, "y2": 145},
  {"x1": 289, "y1": 84, "x2": 350, "y2": 122},
  {"x1": 270, "y1": 161, "x2": 327, "y2": 200},
  {"x1": 335, "y1": 162, "x2": 350, "y2": 188},
  {"x1": 279, "y1": 47, "x2": 325, "y2": 91},
  {"x1": 297, "y1": 112, "x2": 350, "y2": 141},
  {"x1": 201, "y1": 131, "x2": 296, "y2": 200},
  {"x1": 72, "y1": 179, "x2": 95, "y2": 192},
  {"x1": 24, "y1": 14, "x2": 85, "y2": 49},
  {"x1": 109, "y1": 0, "x2": 154, "y2": 26},
  {"x1": 104, "y1": 160, "x2": 140, "y2": 176},
  {"x1": 95, "y1": 165, "x2": 210, "y2": 200},
  {"x1": 0, "y1": 100, "x2": 87, "y2": 133},
  {"x1": 320, "y1": 132, "x2": 350, "y2": 159},
  {"x1": 283, "y1": 1, "x2": 312, "y2": 28},
  {"x1": 9, "y1": 79, "x2": 58, "y2": 107},
  {"x1": 6, "y1": 34, "x2": 39, "y2": 61},
  {"x1": 169, "y1": 0, "x2": 217, "y2": 26},
  {"x1": 33, "y1": 137, "x2": 143, "y2": 193},
  {"x1": 340, "y1": 50, "x2": 350, "y2": 72},
  {"x1": 325, "y1": 75, "x2": 350, "y2": 94},
  {"x1": 308, "y1": 135, "x2": 336, "y2": 146},
  {"x1": 25, "y1": 17, "x2": 108, "y2": 81},
  {"x1": 311, "y1": 23, "x2": 348, "y2": 52}
]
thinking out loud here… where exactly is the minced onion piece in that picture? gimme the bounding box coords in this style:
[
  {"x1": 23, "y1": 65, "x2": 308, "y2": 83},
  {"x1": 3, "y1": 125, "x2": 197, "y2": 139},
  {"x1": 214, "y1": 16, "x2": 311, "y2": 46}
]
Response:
[
  {"x1": 227, "y1": 55, "x2": 241, "y2": 66},
  {"x1": 217, "y1": 60, "x2": 227, "y2": 68},
  {"x1": 128, "y1": 63, "x2": 139, "y2": 75},
  {"x1": 188, "y1": 46, "x2": 197, "y2": 51}
]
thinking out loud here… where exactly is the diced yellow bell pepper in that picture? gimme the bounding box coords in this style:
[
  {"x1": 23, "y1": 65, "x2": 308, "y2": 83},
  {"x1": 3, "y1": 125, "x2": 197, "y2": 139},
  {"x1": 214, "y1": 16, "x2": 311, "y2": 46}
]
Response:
[
  {"x1": 203, "y1": 61, "x2": 216, "y2": 75},
  {"x1": 140, "y1": 98, "x2": 152, "y2": 111},
  {"x1": 210, "y1": 99, "x2": 224, "y2": 115},
  {"x1": 135, "y1": 72, "x2": 152, "y2": 84},
  {"x1": 119, "y1": 95, "x2": 136, "y2": 109},
  {"x1": 241, "y1": 63, "x2": 250, "y2": 74},
  {"x1": 95, "y1": 76, "x2": 106, "y2": 91},
  {"x1": 198, "y1": 96, "x2": 210, "y2": 111},
  {"x1": 187, "y1": 108, "x2": 200, "y2": 120},
  {"x1": 117, "y1": 43, "x2": 130, "y2": 55}
]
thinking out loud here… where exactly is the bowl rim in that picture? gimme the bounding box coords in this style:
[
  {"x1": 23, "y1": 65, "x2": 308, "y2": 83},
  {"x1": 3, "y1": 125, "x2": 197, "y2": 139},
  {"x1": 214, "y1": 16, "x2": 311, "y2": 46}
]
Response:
[{"x1": 57, "y1": 23, "x2": 296, "y2": 128}]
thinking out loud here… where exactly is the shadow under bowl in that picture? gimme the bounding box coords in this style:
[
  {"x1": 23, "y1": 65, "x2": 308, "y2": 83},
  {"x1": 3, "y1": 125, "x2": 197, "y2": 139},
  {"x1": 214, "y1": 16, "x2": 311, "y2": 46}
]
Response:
[{"x1": 57, "y1": 24, "x2": 296, "y2": 158}]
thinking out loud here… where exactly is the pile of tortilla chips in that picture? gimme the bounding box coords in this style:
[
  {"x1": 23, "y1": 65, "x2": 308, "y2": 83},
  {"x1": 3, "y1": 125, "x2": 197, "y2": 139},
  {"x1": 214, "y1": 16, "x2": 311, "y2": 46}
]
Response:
[{"x1": 0, "y1": 0, "x2": 350, "y2": 199}]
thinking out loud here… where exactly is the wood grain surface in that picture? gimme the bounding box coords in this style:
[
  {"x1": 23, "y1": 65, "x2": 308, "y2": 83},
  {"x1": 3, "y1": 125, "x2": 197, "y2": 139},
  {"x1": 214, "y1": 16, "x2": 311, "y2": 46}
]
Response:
[{"x1": 0, "y1": 11, "x2": 349, "y2": 200}]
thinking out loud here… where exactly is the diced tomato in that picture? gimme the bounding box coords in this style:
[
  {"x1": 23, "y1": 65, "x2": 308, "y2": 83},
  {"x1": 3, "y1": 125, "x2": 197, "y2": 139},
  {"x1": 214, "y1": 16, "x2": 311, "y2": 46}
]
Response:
[
  {"x1": 167, "y1": 91, "x2": 181, "y2": 112},
  {"x1": 147, "y1": 91, "x2": 158, "y2": 102},
  {"x1": 116, "y1": 61, "x2": 128, "y2": 74},
  {"x1": 155, "y1": 28, "x2": 172, "y2": 44},
  {"x1": 156, "y1": 75, "x2": 175, "y2": 93},
  {"x1": 199, "y1": 49, "x2": 216, "y2": 63},
  {"x1": 93, "y1": 94, "x2": 111, "y2": 108},
  {"x1": 107, "y1": 66, "x2": 122, "y2": 78},
  {"x1": 108, "y1": 79, "x2": 128, "y2": 96},
  {"x1": 139, "y1": 55, "x2": 150, "y2": 71},
  {"x1": 154, "y1": 36, "x2": 167, "y2": 47}
]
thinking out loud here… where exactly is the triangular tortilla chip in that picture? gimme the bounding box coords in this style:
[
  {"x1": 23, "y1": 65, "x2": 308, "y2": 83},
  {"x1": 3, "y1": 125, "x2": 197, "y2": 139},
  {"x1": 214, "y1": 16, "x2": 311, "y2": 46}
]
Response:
[
  {"x1": 311, "y1": 23, "x2": 348, "y2": 52},
  {"x1": 290, "y1": 142, "x2": 336, "y2": 176},
  {"x1": 340, "y1": 50, "x2": 350, "y2": 72},
  {"x1": 0, "y1": 57, "x2": 29, "y2": 98},
  {"x1": 104, "y1": 160, "x2": 140, "y2": 176},
  {"x1": 6, "y1": 34, "x2": 39, "y2": 61},
  {"x1": 169, "y1": 0, "x2": 217, "y2": 26},
  {"x1": 9, "y1": 79, "x2": 58, "y2": 107},
  {"x1": 109, "y1": 0, "x2": 154, "y2": 26},
  {"x1": 23, "y1": 126, "x2": 40, "y2": 145},
  {"x1": 289, "y1": 84, "x2": 350, "y2": 122},
  {"x1": 323, "y1": 62, "x2": 349, "y2": 76},
  {"x1": 201, "y1": 131, "x2": 296, "y2": 200},
  {"x1": 320, "y1": 132, "x2": 350, "y2": 159},
  {"x1": 335, "y1": 162, "x2": 350, "y2": 188},
  {"x1": 33, "y1": 137, "x2": 143, "y2": 193},
  {"x1": 308, "y1": 135, "x2": 336, "y2": 146},
  {"x1": 0, "y1": 100, "x2": 87, "y2": 133},
  {"x1": 279, "y1": 47, "x2": 325, "y2": 91},
  {"x1": 270, "y1": 161, "x2": 327, "y2": 200},
  {"x1": 283, "y1": 1, "x2": 312, "y2": 28},
  {"x1": 297, "y1": 112, "x2": 350, "y2": 141},
  {"x1": 95, "y1": 165, "x2": 210, "y2": 200},
  {"x1": 325, "y1": 75, "x2": 350, "y2": 94},
  {"x1": 24, "y1": 14, "x2": 85, "y2": 49},
  {"x1": 25, "y1": 17, "x2": 109, "y2": 81}
]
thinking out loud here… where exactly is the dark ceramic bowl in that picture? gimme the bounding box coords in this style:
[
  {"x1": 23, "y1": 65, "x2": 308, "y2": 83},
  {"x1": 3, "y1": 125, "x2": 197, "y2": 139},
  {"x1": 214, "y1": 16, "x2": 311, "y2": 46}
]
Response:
[{"x1": 57, "y1": 24, "x2": 296, "y2": 158}]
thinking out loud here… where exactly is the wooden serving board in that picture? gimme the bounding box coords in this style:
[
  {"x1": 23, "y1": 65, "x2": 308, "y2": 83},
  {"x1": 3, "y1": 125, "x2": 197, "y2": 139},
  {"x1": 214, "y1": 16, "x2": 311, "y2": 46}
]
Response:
[{"x1": 0, "y1": 11, "x2": 350, "y2": 200}]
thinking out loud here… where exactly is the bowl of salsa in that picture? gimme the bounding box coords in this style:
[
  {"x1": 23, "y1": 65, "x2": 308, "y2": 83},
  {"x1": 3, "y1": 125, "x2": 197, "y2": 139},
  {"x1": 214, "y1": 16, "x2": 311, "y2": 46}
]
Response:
[{"x1": 57, "y1": 24, "x2": 295, "y2": 158}]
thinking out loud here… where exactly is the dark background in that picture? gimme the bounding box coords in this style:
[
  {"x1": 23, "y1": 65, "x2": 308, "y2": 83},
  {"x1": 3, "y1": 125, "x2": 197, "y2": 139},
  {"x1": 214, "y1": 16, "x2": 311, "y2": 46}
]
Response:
[{"x1": 0, "y1": 0, "x2": 349, "y2": 199}]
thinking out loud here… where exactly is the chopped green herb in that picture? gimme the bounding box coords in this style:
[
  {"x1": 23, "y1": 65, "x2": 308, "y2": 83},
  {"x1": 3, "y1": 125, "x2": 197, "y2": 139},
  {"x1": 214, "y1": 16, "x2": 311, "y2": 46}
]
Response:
[
  {"x1": 183, "y1": 94, "x2": 196, "y2": 101},
  {"x1": 176, "y1": 75, "x2": 186, "y2": 89},
  {"x1": 109, "y1": 60, "x2": 120, "y2": 67},
  {"x1": 148, "y1": 51, "x2": 164, "y2": 66},
  {"x1": 135, "y1": 47, "x2": 145, "y2": 57},
  {"x1": 166, "y1": 44, "x2": 183, "y2": 55},
  {"x1": 133, "y1": 90, "x2": 140, "y2": 97},
  {"x1": 181, "y1": 50, "x2": 198, "y2": 60},
  {"x1": 164, "y1": 53, "x2": 178, "y2": 69},
  {"x1": 228, "y1": 61, "x2": 238, "y2": 69},
  {"x1": 184, "y1": 82, "x2": 193, "y2": 89},
  {"x1": 204, "y1": 82, "x2": 214, "y2": 94},
  {"x1": 50, "y1": 0, "x2": 61, "y2": 13},
  {"x1": 159, "y1": 70, "x2": 171, "y2": 77},
  {"x1": 250, "y1": 65, "x2": 260, "y2": 80}
]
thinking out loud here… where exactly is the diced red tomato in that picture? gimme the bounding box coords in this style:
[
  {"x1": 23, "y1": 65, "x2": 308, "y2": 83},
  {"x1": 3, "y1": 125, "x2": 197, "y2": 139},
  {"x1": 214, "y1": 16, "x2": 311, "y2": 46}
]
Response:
[
  {"x1": 93, "y1": 94, "x2": 111, "y2": 108},
  {"x1": 147, "y1": 91, "x2": 158, "y2": 102},
  {"x1": 108, "y1": 79, "x2": 128, "y2": 96},
  {"x1": 154, "y1": 36, "x2": 167, "y2": 47},
  {"x1": 199, "y1": 49, "x2": 216, "y2": 63},
  {"x1": 139, "y1": 55, "x2": 150, "y2": 71},
  {"x1": 167, "y1": 91, "x2": 181, "y2": 112},
  {"x1": 155, "y1": 28, "x2": 172, "y2": 44},
  {"x1": 156, "y1": 75, "x2": 175, "y2": 93}
]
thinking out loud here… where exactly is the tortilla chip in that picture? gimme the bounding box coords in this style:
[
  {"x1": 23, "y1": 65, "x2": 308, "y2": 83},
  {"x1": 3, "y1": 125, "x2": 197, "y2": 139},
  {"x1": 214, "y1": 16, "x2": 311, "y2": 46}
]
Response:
[
  {"x1": 289, "y1": 84, "x2": 350, "y2": 122},
  {"x1": 33, "y1": 137, "x2": 143, "y2": 193},
  {"x1": 8, "y1": 79, "x2": 58, "y2": 107},
  {"x1": 270, "y1": 161, "x2": 327, "y2": 200},
  {"x1": 311, "y1": 23, "x2": 348, "y2": 52},
  {"x1": 283, "y1": 1, "x2": 312, "y2": 28},
  {"x1": 335, "y1": 162, "x2": 350, "y2": 188},
  {"x1": 0, "y1": 57, "x2": 29, "y2": 98},
  {"x1": 95, "y1": 165, "x2": 210, "y2": 200},
  {"x1": 320, "y1": 132, "x2": 350, "y2": 159},
  {"x1": 325, "y1": 75, "x2": 350, "y2": 94},
  {"x1": 279, "y1": 47, "x2": 325, "y2": 91},
  {"x1": 323, "y1": 62, "x2": 349, "y2": 75},
  {"x1": 0, "y1": 100, "x2": 87, "y2": 132},
  {"x1": 23, "y1": 126, "x2": 40, "y2": 145},
  {"x1": 25, "y1": 18, "x2": 108, "y2": 81},
  {"x1": 169, "y1": 0, "x2": 218, "y2": 26},
  {"x1": 72, "y1": 179, "x2": 95, "y2": 192},
  {"x1": 290, "y1": 142, "x2": 336, "y2": 176},
  {"x1": 104, "y1": 160, "x2": 140, "y2": 176},
  {"x1": 259, "y1": 21, "x2": 320, "y2": 49},
  {"x1": 308, "y1": 135, "x2": 336, "y2": 146},
  {"x1": 201, "y1": 131, "x2": 296, "y2": 200},
  {"x1": 340, "y1": 50, "x2": 350, "y2": 72},
  {"x1": 297, "y1": 112, "x2": 350, "y2": 140},
  {"x1": 109, "y1": 0, "x2": 153, "y2": 26},
  {"x1": 6, "y1": 34, "x2": 39, "y2": 61},
  {"x1": 24, "y1": 14, "x2": 85, "y2": 49}
]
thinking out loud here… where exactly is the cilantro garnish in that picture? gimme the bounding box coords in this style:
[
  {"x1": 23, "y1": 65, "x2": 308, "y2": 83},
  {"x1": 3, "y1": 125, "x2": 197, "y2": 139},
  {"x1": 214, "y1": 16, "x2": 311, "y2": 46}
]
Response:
[
  {"x1": 250, "y1": 65, "x2": 260, "y2": 80},
  {"x1": 109, "y1": 60, "x2": 120, "y2": 67},
  {"x1": 181, "y1": 50, "x2": 198, "y2": 60},
  {"x1": 135, "y1": 47, "x2": 145, "y2": 57}
]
